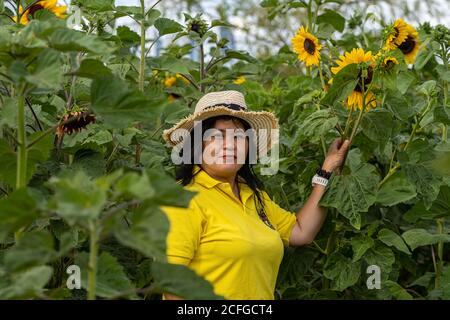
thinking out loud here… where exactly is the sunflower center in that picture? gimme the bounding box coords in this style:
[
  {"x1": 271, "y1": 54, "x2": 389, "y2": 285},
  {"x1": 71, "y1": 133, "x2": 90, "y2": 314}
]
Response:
[
  {"x1": 354, "y1": 67, "x2": 373, "y2": 93},
  {"x1": 398, "y1": 36, "x2": 415, "y2": 54},
  {"x1": 28, "y1": 3, "x2": 44, "y2": 17},
  {"x1": 303, "y1": 39, "x2": 316, "y2": 55}
]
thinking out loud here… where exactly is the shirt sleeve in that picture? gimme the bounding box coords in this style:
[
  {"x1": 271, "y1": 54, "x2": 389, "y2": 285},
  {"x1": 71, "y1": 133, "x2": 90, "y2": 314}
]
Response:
[
  {"x1": 160, "y1": 199, "x2": 206, "y2": 266},
  {"x1": 262, "y1": 191, "x2": 298, "y2": 248}
]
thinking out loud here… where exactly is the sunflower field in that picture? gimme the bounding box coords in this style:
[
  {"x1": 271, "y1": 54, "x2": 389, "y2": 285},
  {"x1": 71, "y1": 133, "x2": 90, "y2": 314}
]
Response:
[{"x1": 0, "y1": 0, "x2": 449, "y2": 300}]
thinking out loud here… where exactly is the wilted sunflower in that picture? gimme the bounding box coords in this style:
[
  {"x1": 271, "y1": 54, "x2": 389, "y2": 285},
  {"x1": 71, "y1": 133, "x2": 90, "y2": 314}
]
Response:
[
  {"x1": 291, "y1": 26, "x2": 322, "y2": 67},
  {"x1": 56, "y1": 109, "x2": 96, "y2": 137},
  {"x1": 331, "y1": 48, "x2": 377, "y2": 112},
  {"x1": 398, "y1": 24, "x2": 420, "y2": 64},
  {"x1": 384, "y1": 19, "x2": 409, "y2": 51},
  {"x1": 14, "y1": 0, "x2": 67, "y2": 25}
]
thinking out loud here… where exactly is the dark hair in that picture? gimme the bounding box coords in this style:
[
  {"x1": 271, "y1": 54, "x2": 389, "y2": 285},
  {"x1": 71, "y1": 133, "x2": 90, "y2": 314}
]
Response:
[{"x1": 175, "y1": 115, "x2": 275, "y2": 230}]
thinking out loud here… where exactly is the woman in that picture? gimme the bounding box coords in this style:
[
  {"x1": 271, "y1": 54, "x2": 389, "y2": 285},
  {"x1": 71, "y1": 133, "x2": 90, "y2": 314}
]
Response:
[{"x1": 161, "y1": 90, "x2": 350, "y2": 300}]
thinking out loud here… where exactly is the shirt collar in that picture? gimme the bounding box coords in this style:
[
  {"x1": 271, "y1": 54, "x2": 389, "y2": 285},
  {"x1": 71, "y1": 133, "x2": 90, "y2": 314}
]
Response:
[{"x1": 192, "y1": 165, "x2": 255, "y2": 204}]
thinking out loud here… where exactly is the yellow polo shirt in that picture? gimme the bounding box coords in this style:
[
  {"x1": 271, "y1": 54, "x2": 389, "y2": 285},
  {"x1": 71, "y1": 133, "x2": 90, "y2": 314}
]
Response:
[{"x1": 160, "y1": 165, "x2": 298, "y2": 300}]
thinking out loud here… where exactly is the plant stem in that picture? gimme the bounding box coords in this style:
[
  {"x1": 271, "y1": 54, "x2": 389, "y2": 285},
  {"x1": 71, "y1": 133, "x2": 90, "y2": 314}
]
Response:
[
  {"x1": 135, "y1": 0, "x2": 146, "y2": 166},
  {"x1": 139, "y1": 0, "x2": 146, "y2": 92},
  {"x1": 307, "y1": 0, "x2": 312, "y2": 31},
  {"x1": 16, "y1": 86, "x2": 27, "y2": 190},
  {"x1": 441, "y1": 46, "x2": 448, "y2": 142},
  {"x1": 435, "y1": 218, "x2": 445, "y2": 289},
  {"x1": 315, "y1": 103, "x2": 327, "y2": 157},
  {"x1": 87, "y1": 222, "x2": 99, "y2": 300},
  {"x1": 318, "y1": 61, "x2": 326, "y2": 90},
  {"x1": 199, "y1": 43, "x2": 205, "y2": 93}
]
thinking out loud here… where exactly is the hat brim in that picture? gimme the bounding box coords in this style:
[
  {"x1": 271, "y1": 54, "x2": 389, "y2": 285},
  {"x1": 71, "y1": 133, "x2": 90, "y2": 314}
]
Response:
[{"x1": 162, "y1": 106, "x2": 279, "y2": 157}]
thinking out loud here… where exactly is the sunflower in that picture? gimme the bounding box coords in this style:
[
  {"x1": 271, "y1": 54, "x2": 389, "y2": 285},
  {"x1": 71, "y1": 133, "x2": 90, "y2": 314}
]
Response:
[
  {"x1": 14, "y1": 0, "x2": 67, "y2": 25},
  {"x1": 374, "y1": 52, "x2": 399, "y2": 71},
  {"x1": 175, "y1": 73, "x2": 190, "y2": 85},
  {"x1": 291, "y1": 26, "x2": 322, "y2": 67},
  {"x1": 384, "y1": 19, "x2": 409, "y2": 51},
  {"x1": 331, "y1": 48, "x2": 377, "y2": 112},
  {"x1": 233, "y1": 76, "x2": 246, "y2": 85},
  {"x1": 13, "y1": 6, "x2": 29, "y2": 25},
  {"x1": 397, "y1": 24, "x2": 420, "y2": 64},
  {"x1": 164, "y1": 76, "x2": 177, "y2": 88}
]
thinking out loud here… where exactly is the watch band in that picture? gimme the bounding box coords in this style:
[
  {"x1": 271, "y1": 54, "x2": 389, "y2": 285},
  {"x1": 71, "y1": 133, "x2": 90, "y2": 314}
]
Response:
[
  {"x1": 316, "y1": 167, "x2": 333, "y2": 179},
  {"x1": 312, "y1": 174, "x2": 329, "y2": 187}
]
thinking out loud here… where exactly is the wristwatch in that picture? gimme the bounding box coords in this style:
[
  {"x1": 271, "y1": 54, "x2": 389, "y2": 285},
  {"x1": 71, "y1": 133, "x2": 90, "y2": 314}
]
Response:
[{"x1": 311, "y1": 167, "x2": 333, "y2": 187}]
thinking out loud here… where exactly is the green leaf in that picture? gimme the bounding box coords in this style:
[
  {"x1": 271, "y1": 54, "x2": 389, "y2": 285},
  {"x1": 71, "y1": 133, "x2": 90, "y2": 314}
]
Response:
[
  {"x1": 46, "y1": 171, "x2": 107, "y2": 226},
  {"x1": 408, "y1": 272, "x2": 434, "y2": 288},
  {"x1": 114, "y1": 205, "x2": 169, "y2": 262},
  {"x1": 360, "y1": 110, "x2": 395, "y2": 146},
  {"x1": 224, "y1": 49, "x2": 257, "y2": 63},
  {"x1": 152, "y1": 261, "x2": 223, "y2": 299},
  {"x1": 320, "y1": 151, "x2": 380, "y2": 229},
  {"x1": 154, "y1": 18, "x2": 183, "y2": 36},
  {"x1": 385, "y1": 90, "x2": 414, "y2": 121},
  {"x1": 0, "y1": 188, "x2": 39, "y2": 242},
  {"x1": 0, "y1": 266, "x2": 53, "y2": 299},
  {"x1": 376, "y1": 170, "x2": 417, "y2": 207},
  {"x1": 0, "y1": 97, "x2": 17, "y2": 130},
  {"x1": 377, "y1": 228, "x2": 411, "y2": 255},
  {"x1": 81, "y1": 0, "x2": 114, "y2": 11},
  {"x1": 146, "y1": 168, "x2": 196, "y2": 207},
  {"x1": 90, "y1": 76, "x2": 163, "y2": 128},
  {"x1": 76, "y1": 252, "x2": 135, "y2": 299},
  {"x1": 363, "y1": 243, "x2": 395, "y2": 280},
  {"x1": 150, "y1": 55, "x2": 196, "y2": 74},
  {"x1": 403, "y1": 185, "x2": 450, "y2": 223},
  {"x1": 435, "y1": 65, "x2": 450, "y2": 82},
  {"x1": 4, "y1": 230, "x2": 57, "y2": 271},
  {"x1": 297, "y1": 109, "x2": 338, "y2": 142},
  {"x1": 323, "y1": 252, "x2": 361, "y2": 291},
  {"x1": 115, "y1": 172, "x2": 155, "y2": 201},
  {"x1": 396, "y1": 71, "x2": 416, "y2": 94},
  {"x1": 402, "y1": 229, "x2": 450, "y2": 251},
  {"x1": 434, "y1": 104, "x2": 450, "y2": 125},
  {"x1": 321, "y1": 64, "x2": 358, "y2": 107},
  {"x1": 351, "y1": 235, "x2": 374, "y2": 262},
  {"x1": 414, "y1": 48, "x2": 434, "y2": 70},
  {"x1": 384, "y1": 280, "x2": 413, "y2": 300},
  {"x1": 116, "y1": 26, "x2": 140, "y2": 45},
  {"x1": 25, "y1": 49, "x2": 62, "y2": 90},
  {"x1": 397, "y1": 142, "x2": 442, "y2": 210},
  {"x1": 401, "y1": 161, "x2": 441, "y2": 210},
  {"x1": 73, "y1": 59, "x2": 112, "y2": 78},
  {"x1": 441, "y1": 266, "x2": 450, "y2": 299},
  {"x1": 211, "y1": 20, "x2": 234, "y2": 28},
  {"x1": 417, "y1": 80, "x2": 436, "y2": 96},
  {"x1": 316, "y1": 10, "x2": 345, "y2": 32},
  {"x1": 49, "y1": 29, "x2": 113, "y2": 54}
]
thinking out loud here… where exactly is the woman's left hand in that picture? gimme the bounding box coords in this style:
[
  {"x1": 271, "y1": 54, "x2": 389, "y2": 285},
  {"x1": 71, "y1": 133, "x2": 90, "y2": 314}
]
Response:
[{"x1": 321, "y1": 138, "x2": 351, "y2": 173}]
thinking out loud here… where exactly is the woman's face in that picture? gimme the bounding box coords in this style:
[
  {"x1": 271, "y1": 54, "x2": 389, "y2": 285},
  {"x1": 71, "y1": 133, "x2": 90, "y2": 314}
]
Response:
[{"x1": 201, "y1": 118, "x2": 249, "y2": 179}]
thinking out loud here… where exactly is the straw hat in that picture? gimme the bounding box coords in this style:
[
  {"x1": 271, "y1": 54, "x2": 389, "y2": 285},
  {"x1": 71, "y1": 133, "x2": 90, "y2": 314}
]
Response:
[{"x1": 162, "y1": 90, "x2": 279, "y2": 157}]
